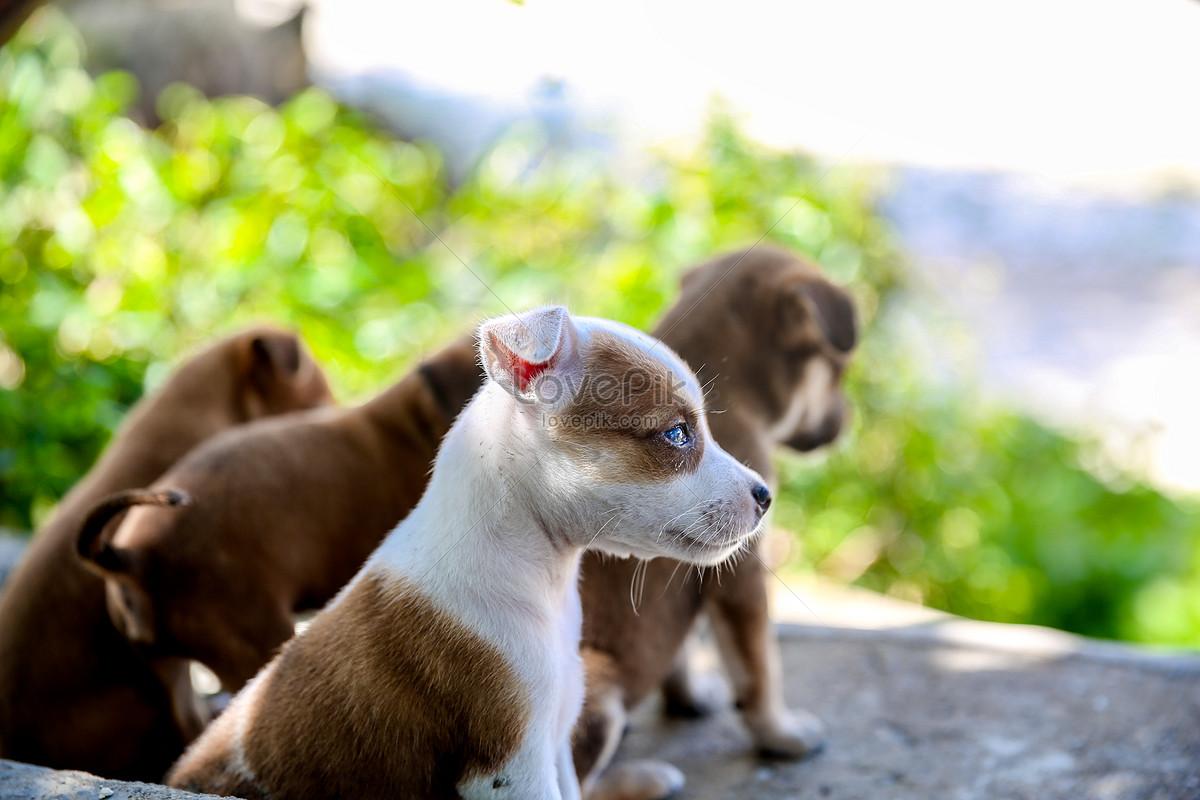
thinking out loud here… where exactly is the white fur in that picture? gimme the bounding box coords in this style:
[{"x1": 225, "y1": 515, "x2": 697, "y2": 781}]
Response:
[{"x1": 215, "y1": 669, "x2": 266, "y2": 788}]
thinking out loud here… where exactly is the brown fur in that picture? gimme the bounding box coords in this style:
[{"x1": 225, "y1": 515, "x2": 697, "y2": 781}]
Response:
[
  {"x1": 77, "y1": 337, "x2": 483, "y2": 717},
  {"x1": 0, "y1": 327, "x2": 332, "y2": 780},
  {"x1": 167, "y1": 573, "x2": 529, "y2": 800},
  {"x1": 549, "y1": 329, "x2": 705, "y2": 483},
  {"x1": 575, "y1": 246, "x2": 857, "y2": 795}
]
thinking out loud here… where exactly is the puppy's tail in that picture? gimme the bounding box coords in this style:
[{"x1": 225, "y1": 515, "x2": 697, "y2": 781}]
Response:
[{"x1": 76, "y1": 488, "x2": 193, "y2": 569}]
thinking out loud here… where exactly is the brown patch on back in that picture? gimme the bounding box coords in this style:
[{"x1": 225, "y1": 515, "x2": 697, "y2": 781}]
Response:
[
  {"x1": 171, "y1": 572, "x2": 530, "y2": 800},
  {"x1": 550, "y1": 329, "x2": 705, "y2": 483}
]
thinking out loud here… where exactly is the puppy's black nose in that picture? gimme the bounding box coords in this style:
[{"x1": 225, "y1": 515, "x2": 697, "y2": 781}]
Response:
[{"x1": 752, "y1": 484, "x2": 772, "y2": 513}]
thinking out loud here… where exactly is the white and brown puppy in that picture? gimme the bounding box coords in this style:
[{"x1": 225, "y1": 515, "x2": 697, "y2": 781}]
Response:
[{"x1": 167, "y1": 306, "x2": 772, "y2": 800}]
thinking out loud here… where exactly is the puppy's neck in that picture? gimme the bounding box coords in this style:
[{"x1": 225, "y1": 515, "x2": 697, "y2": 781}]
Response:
[
  {"x1": 358, "y1": 370, "x2": 450, "y2": 455},
  {"x1": 370, "y1": 383, "x2": 583, "y2": 614}
]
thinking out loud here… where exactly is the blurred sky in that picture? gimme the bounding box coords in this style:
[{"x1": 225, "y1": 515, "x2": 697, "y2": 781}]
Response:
[
  {"x1": 239, "y1": 0, "x2": 1200, "y2": 493},
  {"x1": 296, "y1": 0, "x2": 1200, "y2": 186}
]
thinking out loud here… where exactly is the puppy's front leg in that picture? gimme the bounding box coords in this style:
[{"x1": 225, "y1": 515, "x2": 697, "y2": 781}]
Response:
[
  {"x1": 659, "y1": 640, "x2": 726, "y2": 719},
  {"x1": 573, "y1": 649, "x2": 628, "y2": 796},
  {"x1": 558, "y1": 738, "x2": 582, "y2": 800},
  {"x1": 153, "y1": 657, "x2": 209, "y2": 743},
  {"x1": 706, "y1": 546, "x2": 825, "y2": 759},
  {"x1": 576, "y1": 664, "x2": 685, "y2": 800}
]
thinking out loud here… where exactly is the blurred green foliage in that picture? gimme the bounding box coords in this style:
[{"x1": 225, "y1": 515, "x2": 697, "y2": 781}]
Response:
[{"x1": 2, "y1": 10, "x2": 1198, "y2": 647}]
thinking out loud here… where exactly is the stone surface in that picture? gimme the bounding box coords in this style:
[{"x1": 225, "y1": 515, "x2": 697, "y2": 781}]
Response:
[
  {"x1": 611, "y1": 579, "x2": 1200, "y2": 800},
  {"x1": 0, "y1": 761, "x2": 224, "y2": 799},
  {"x1": 2, "y1": 579, "x2": 1198, "y2": 799}
]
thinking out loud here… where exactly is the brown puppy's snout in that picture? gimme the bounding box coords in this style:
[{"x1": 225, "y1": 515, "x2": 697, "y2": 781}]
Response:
[
  {"x1": 784, "y1": 392, "x2": 848, "y2": 453},
  {"x1": 752, "y1": 484, "x2": 772, "y2": 516}
]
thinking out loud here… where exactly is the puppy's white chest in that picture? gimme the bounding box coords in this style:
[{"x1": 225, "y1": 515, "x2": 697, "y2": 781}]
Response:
[
  {"x1": 552, "y1": 588, "x2": 585, "y2": 737},
  {"x1": 508, "y1": 584, "x2": 584, "y2": 730},
  {"x1": 456, "y1": 590, "x2": 585, "y2": 800}
]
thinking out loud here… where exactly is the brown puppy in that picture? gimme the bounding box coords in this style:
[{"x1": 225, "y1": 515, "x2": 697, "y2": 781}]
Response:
[
  {"x1": 0, "y1": 327, "x2": 332, "y2": 781},
  {"x1": 75, "y1": 336, "x2": 483, "y2": 701},
  {"x1": 575, "y1": 247, "x2": 858, "y2": 800}
]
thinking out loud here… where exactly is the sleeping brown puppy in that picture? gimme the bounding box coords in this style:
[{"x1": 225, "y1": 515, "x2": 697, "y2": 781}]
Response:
[
  {"x1": 74, "y1": 336, "x2": 483, "y2": 710},
  {"x1": 0, "y1": 327, "x2": 332, "y2": 781},
  {"x1": 574, "y1": 246, "x2": 858, "y2": 800}
]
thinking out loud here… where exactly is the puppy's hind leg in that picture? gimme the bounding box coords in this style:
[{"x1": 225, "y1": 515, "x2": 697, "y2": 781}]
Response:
[{"x1": 705, "y1": 548, "x2": 825, "y2": 759}]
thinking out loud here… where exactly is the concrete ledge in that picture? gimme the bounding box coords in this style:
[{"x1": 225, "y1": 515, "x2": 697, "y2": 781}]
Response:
[
  {"x1": 0, "y1": 761, "x2": 224, "y2": 800},
  {"x1": 612, "y1": 581, "x2": 1200, "y2": 800}
]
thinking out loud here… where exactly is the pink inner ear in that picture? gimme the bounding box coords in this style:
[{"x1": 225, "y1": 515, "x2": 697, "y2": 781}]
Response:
[
  {"x1": 488, "y1": 328, "x2": 560, "y2": 394},
  {"x1": 513, "y1": 355, "x2": 554, "y2": 393}
]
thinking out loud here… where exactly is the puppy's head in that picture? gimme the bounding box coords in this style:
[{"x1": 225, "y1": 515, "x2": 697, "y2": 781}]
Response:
[
  {"x1": 76, "y1": 485, "x2": 297, "y2": 687},
  {"x1": 659, "y1": 246, "x2": 858, "y2": 453},
  {"x1": 479, "y1": 306, "x2": 769, "y2": 566},
  {"x1": 167, "y1": 327, "x2": 335, "y2": 424},
  {"x1": 75, "y1": 489, "x2": 190, "y2": 646},
  {"x1": 230, "y1": 327, "x2": 335, "y2": 419}
]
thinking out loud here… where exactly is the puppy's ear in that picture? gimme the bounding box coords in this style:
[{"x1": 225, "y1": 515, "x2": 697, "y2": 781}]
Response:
[
  {"x1": 249, "y1": 330, "x2": 301, "y2": 388},
  {"x1": 794, "y1": 281, "x2": 858, "y2": 354},
  {"x1": 241, "y1": 329, "x2": 334, "y2": 415},
  {"x1": 77, "y1": 489, "x2": 191, "y2": 576},
  {"x1": 418, "y1": 335, "x2": 486, "y2": 423},
  {"x1": 479, "y1": 306, "x2": 583, "y2": 408},
  {"x1": 678, "y1": 262, "x2": 709, "y2": 294},
  {"x1": 78, "y1": 490, "x2": 190, "y2": 644}
]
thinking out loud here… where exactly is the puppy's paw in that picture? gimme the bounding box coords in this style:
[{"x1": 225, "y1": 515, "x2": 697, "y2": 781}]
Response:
[
  {"x1": 587, "y1": 760, "x2": 685, "y2": 800},
  {"x1": 746, "y1": 708, "x2": 826, "y2": 760},
  {"x1": 661, "y1": 671, "x2": 728, "y2": 719}
]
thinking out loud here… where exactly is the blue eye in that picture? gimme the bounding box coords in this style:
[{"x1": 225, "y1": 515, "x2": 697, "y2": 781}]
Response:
[{"x1": 663, "y1": 423, "x2": 691, "y2": 447}]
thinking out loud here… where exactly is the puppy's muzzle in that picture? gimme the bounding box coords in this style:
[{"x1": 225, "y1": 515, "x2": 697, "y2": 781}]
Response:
[{"x1": 784, "y1": 394, "x2": 848, "y2": 453}]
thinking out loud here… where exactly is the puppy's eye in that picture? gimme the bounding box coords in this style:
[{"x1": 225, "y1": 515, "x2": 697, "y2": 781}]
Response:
[{"x1": 662, "y1": 423, "x2": 692, "y2": 447}]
